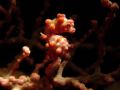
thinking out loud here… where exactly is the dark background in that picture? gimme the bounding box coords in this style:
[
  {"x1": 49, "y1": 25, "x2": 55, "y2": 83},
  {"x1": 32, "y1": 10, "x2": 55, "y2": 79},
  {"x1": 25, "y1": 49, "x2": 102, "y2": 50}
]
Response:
[{"x1": 0, "y1": 0, "x2": 120, "y2": 90}]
